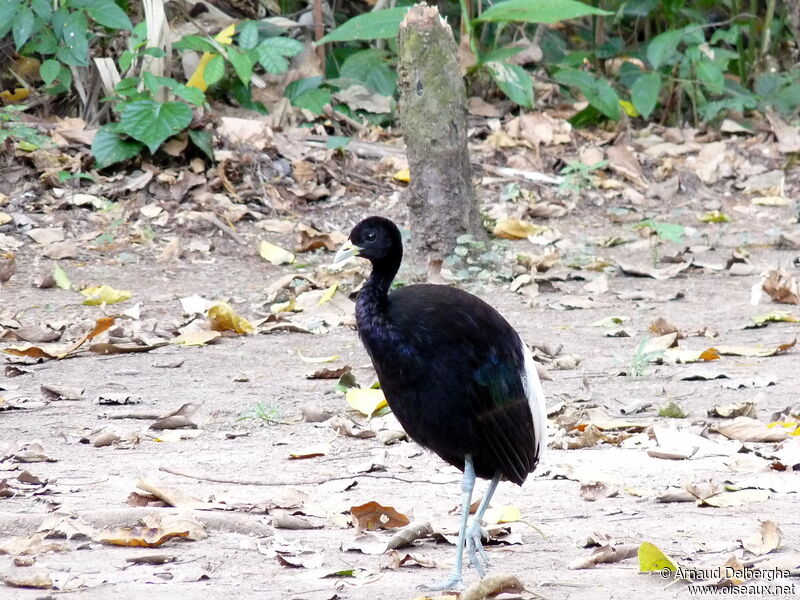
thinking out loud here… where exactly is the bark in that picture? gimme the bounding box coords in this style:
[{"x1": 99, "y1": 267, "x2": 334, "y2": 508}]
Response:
[{"x1": 397, "y1": 3, "x2": 483, "y2": 277}]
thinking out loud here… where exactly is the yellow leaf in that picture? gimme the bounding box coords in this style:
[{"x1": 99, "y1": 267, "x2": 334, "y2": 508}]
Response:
[
  {"x1": 81, "y1": 285, "x2": 132, "y2": 305},
  {"x1": 297, "y1": 352, "x2": 340, "y2": 363},
  {"x1": 619, "y1": 100, "x2": 639, "y2": 117},
  {"x1": 259, "y1": 240, "x2": 295, "y2": 265},
  {"x1": 270, "y1": 297, "x2": 299, "y2": 313},
  {"x1": 393, "y1": 168, "x2": 410, "y2": 182},
  {"x1": 207, "y1": 301, "x2": 253, "y2": 334},
  {"x1": 347, "y1": 388, "x2": 388, "y2": 417},
  {"x1": 638, "y1": 541, "x2": 677, "y2": 573},
  {"x1": 186, "y1": 24, "x2": 236, "y2": 91},
  {"x1": 171, "y1": 330, "x2": 222, "y2": 346},
  {"x1": 0, "y1": 87, "x2": 30, "y2": 103},
  {"x1": 483, "y1": 505, "x2": 521, "y2": 525},
  {"x1": 0, "y1": 212, "x2": 11, "y2": 225},
  {"x1": 492, "y1": 218, "x2": 544, "y2": 240},
  {"x1": 318, "y1": 283, "x2": 337, "y2": 305}
]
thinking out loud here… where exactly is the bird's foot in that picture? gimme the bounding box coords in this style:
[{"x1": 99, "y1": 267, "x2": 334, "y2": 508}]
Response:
[
  {"x1": 419, "y1": 574, "x2": 464, "y2": 591},
  {"x1": 466, "y1": 518, "x2": 490, "y2": 577}
]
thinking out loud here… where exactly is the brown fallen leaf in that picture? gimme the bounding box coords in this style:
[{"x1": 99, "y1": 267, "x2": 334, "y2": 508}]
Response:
[
  {"x1": 295, "y1": 223, "x2": 347, "y2": 252},
  {"x1": 0, "y1": 252, "x2": 15, "y2": 283},
  {"x1": 708, "y1": 402, "x2": 757, "y2": 418},
  {"x1": 762, "y1": 269, "x2": 800, "y2": 305},
  {"x1": 712, "y1": 417, "x2": 788, "y2": 442},
  {"x1": 149, "y1": 403, "x2": 200, "y2": 430},
  {"x1": 40, "y1": 383, "x2": 84, "y2": 401},
  {"x1": 306, "y1": 365, "x2": 352, "y2": 379},
  {"x1": 580, "y1": 481, "x2": 619, "y2": 502},
  {"x1": 135, "y1": 478, "x2": 225, "y2": 510},
  {"x1": 385, "y1": 549, "x2": 437, "y2": 570},
  {"x1": 616, "y1": 260, "x2": 692, "y2": 280},
  {"x1": 0, "y1": 532, "x2": 67, "y2": 556},
  {"x1": 89, "y1": 342, "x2": 168, "y2": 355},
  {"x1": 462, "y1": 574, "x2": 525, "y2": 600},
  {"x1": 288, "y1": 443, "x2": 329, "y2": 459},
  {"x1": 569, "y1": 544, "x2": 639, "y2": 569},
  {"x1": 94, "y1": 513, "x2": 206, "y2": 547},
  {"x1": 6, "y1": 325, "x2": 61, "y2": 343},
  {"x1": 715, "y1": 339, "x2": 796, "y2": 357},
  {"x1": 351, "y1": 501, "x2": 410, "y2": 533},
  {"x1": 740, "y1": 520, "x2": 782, "y2": 555},
  {"x1": 272, "y1": 513, "x2": 324, "y2": 530},
  {"x1": 387, "y1": 521, "x2": 433, "y2": 550}
]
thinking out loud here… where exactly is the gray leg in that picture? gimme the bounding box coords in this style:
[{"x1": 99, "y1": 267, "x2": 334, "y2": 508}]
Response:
[
  {"x1": 421, "y1": 454, "x2": 476, "y2": 591},
  {"x1": 465, "y1": 471, "x2": 501, "y2": 577}
]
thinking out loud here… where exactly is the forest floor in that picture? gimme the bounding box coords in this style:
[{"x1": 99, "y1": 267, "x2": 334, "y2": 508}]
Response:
[{"x1": 1, "y1": 114, "x2": 800, "y2": 600}]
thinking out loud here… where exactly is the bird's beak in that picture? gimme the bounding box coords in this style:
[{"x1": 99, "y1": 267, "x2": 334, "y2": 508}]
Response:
[{"x1": 333, "y1": 240, "x2": 361, "y2": 266}]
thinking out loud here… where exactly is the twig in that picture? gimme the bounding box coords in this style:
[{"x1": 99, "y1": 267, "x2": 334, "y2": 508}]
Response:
[
  {"x1": 159, "y1": 465, "x2": 455, "y2": 486},
  {"x1": 198, "y1": 212, "x2": 246, "y2": 245},
  {"x1": 323, "y1": 105, "x2": 367, "y2": 133}
]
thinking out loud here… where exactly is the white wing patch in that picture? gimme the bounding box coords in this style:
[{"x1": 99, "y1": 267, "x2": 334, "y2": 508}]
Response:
[{"x1": 522, "y1": 343, "x2": 547, "y2": 463}]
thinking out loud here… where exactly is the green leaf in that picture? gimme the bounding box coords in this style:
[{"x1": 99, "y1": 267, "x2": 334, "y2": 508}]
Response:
[
  {"x1": 40, "y1": 59, "x2": 61, "y2": 85},
  {"x1": 326, "y1": 135, "x2": 351, "y2": 150},
  {"x1": 486, "y1": 61, "x2": 533, "y2": 108},
  {"x1": 259, "y1": 36, "x2": 303, "y2": 56},
  {"x1": 31, "y1": 0, "x2": 51, "y2": 19},
  {"x1": 285, "y1": 76, "x2": 322, "y2": 101},
  {"x1": 12, "y1": 6, "x2": 35, "y2": 49},
  {"x1": 696, "y1": 60, "x2": 724, "y2": 94},
  {"x1": 257, "y1": 46, "x2": 289, "y2": 74},
  {"x1": 237, "y1": 20, "x2": 259, "y2": 50},
  {"x1": 56, "y1": 11, "x2": 90, "y2": 66},
  {"x1": 53, "y1": 264, "x2": 71, "y2": 290},
  {"x1": 478, "y1": 0, "x2": 611, "y2": 23},
  {"x1": 172, "y1": 85, "x2": 205, "y2": 106},
  {"x1": 91, "y1": 126, "x2": 144, "y2": 168},
  {"x1": 204, "y1": 55, "x2": 225, "y2": 85},
  {"x1": 647, "y1": 29, "x2": 682, "y2": 69},
  {"x1": 479, "y1": 45, "x2": 525, "y2": 65},
  {"x1": 227, "y1": 47, "x2": 253, "y2": 85},
  {"x1": 340, "y1": 49, "x2": 395, "y2": 96},
  {"x1": 119, "y1": 100, "x2": 193, "y2": 154},
  {"x1": 188, "y1": 129, "x2": 214, "y2": 161},
  {"x1": 319, "y1": 7, "x2": 410, "y2": 43},
  {"x1": 0, "y1": 0, "x2": 20, "y2": 37},
  {"x1": 174, "y1": 35, "x2": 217, "y2": 53},
  {"x1": 554, "y1": 69, "x2": 620, "y2": 120},
  {"x1": 292, "y1": 88, "x2": 331, "y2": 115},
  {"x1": 86, "y1": 0, "x2": 132, "y2": 30},
  {"x1": 631, "y1": 72, "x2": 661, "y2": 119}
]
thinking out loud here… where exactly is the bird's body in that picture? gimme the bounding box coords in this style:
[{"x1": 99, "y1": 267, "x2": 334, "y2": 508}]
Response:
[
  {"x1": 335, "y1": 216, "x2": 546, "y2": 590},
  {"x1": 356, "y1": 283, "x2": 543, "y2": 484}
]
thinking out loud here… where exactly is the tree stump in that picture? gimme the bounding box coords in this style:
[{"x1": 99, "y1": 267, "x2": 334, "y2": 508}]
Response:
[{"x1": 397, "y1": 3, "x2": 483, "y2": 278}]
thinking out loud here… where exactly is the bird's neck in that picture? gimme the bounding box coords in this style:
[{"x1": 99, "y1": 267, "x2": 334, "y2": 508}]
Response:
[{"x1": 355, "y1": 257, "x2": 400, "y2": 334}]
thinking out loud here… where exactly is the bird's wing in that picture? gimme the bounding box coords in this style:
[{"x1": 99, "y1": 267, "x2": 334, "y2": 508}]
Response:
[{"x1": 388, "y1": 285, "x2": 539, "y2": 483}]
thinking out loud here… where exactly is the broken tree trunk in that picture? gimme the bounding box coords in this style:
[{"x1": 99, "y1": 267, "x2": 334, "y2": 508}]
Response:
[{"x1": 397, "y1": 3, "x2": 484, "y2": 277}]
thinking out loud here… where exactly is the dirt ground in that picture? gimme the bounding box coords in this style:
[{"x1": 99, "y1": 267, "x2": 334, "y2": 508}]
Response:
[{"x1": 2, "y1": 174, "x2": 800, "y2": 600}]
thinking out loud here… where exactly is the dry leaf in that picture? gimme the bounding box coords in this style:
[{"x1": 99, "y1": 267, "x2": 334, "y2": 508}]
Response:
[
  {"x1": 570, "y1": 543, "x2": 639, "y2": 569},
  {"x1": 580, "y1": 482, "x2": 619, "y2": 501},
  {"x1": 150, "y1": 403, "x2": 200, "y2": 430},
  {"x1": 712, "y1": 417, "x2": 788, "y2": 442},
  {"x1": 462, "y1": 574, "x2": 525, "y2": 600},
  {"x1": 701, "y1": 489, "x2": 771, "y2": 508},
  {"x1": 740, "y1": 520, "x2": 782, "y2": 555},
  {"x1": 493, "y1": 218, "x2": 544, "y2": 240},
  {"x1": 207, "y1": 301, "x2": 254, "y2": 334},
  {"x1": 94, "y1": 513, "x2": 206, "y2": 547},
  {"x1": 350, "y1": 501, "x2": 410, "y2": 533},
  {"x1": 81, "y1": 285, "x2": 132, "y2": 305},
  {"x1": 171, "y1": 330, "x2": 222, "y2": 346},
  {"x1": 387, "y1": 521, "x2": 433, "y2": 550},
  {"x1": 288, "y1": 444, "x2": 329, "y2": 459},
  {"x1": 346, "y1": 388, "x2": 388, "y2": 417},
  {"x1": 762, "y1": 269, "x2": 800, "y2": 305},
  {"x1": 259, "y1": 240, "x2": 295, "y2": 265}
]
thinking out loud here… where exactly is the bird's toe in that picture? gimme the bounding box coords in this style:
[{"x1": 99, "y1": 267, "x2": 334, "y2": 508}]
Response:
[
  {"x1": 419, "y1": 576, "x2": 465, "y2": 591},
  {"x1": 466, "y1": 519, "x2": 490, "y2": 576}
]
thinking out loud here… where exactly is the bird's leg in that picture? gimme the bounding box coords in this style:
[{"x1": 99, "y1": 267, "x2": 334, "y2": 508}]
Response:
[
  {"x1": 421, "y1": 454, "x2": 477, "y2": 591},
  {"x1": 465, "y1": 471, "x2": 501, "y2": 577}
]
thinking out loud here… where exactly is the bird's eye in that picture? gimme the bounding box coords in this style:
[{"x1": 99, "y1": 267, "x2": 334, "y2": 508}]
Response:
[{"x1": 365, "y1": 231, "x2": 377, "y2": 241}]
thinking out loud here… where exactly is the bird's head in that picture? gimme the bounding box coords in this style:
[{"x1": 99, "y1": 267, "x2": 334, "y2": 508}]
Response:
[{"x1": 333, "y1": 216, "x2": 402, "y2": 267}]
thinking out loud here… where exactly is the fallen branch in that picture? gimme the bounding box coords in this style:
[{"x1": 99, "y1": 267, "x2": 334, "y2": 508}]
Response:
[{"x1": 159, "y1": 465, "x2": 455, "y2": 486}]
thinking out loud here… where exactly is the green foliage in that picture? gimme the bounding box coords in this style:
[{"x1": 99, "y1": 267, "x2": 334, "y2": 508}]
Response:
[
  {"x1": 0, "y1": 105, "x2": 51, "y2": 149},
  {"x1": 2, "y1": 0, "x2": 132, "y2": 96},
  {"x1": 319, "y1": 7, "x2": 411, "y2": 43},
  {"x1": 477, "y1": 0, "x2": 612, "y2": 24},
  {"x1": 558, "y1": 160, "x2": 608, "y2": 195},
  {"x1": 629, "y1": 338, "x2": 663, "y2": 377}
]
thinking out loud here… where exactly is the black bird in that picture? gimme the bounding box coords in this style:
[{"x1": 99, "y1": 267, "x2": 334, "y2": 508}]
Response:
[{"x1": 334, "y1": 216, "x2": 546, "y2": 590}]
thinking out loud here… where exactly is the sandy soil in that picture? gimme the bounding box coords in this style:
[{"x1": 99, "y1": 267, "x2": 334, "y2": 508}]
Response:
[{"x1": 1, "y1": 194, "x2": 799, "y2": 600}]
